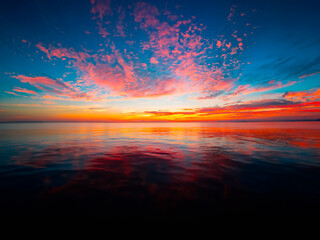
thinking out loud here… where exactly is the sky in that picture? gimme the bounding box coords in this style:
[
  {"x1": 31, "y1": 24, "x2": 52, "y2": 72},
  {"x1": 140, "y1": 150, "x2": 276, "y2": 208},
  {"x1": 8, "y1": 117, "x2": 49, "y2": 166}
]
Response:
[{"x1": 0, "y1": 0, "x2": 319, "y2": 122}]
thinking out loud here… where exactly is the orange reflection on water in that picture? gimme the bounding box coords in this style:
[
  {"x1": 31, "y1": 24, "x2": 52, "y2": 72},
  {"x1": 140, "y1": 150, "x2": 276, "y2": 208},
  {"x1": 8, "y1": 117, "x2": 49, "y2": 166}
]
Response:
[{"x1": 5, "y1": 121, "x2": 320, "y2": 172}]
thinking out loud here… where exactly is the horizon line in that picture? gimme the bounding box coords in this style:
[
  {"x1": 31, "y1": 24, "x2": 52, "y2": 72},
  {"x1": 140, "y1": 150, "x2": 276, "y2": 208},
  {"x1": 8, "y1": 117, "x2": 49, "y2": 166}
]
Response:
[{"x1": 0, "y1": 119, "x2": 319, "y2": 123}]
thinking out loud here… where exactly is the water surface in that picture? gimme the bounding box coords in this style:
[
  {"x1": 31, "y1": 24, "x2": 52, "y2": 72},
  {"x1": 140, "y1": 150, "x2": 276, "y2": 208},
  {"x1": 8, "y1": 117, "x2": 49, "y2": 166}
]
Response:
[{"x1": 1, "y1": 122, "x2": 320, "y2": 218}]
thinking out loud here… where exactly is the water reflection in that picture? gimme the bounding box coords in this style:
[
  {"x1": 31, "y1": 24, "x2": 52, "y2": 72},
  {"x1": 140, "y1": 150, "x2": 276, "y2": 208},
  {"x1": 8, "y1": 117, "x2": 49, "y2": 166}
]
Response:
[{"x1": 0, "y1": 122, "x2": 320, "y2": 218}]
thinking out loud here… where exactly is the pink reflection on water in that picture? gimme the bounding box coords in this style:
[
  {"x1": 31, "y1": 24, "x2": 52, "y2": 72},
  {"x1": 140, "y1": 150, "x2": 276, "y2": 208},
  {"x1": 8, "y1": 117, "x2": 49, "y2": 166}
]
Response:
[
  {"x1": 6, "y1": 121, "x2": 320, "y2": 170},
  {"x1": 1, "y1": 122, "x2": 320, "y2": 217}
]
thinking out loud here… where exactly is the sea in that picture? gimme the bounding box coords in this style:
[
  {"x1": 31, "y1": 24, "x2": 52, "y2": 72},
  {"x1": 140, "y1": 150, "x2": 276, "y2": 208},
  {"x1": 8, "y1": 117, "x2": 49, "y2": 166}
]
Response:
[{"x1": 0, "y1": 122, "x2": 319, "y2": 219}]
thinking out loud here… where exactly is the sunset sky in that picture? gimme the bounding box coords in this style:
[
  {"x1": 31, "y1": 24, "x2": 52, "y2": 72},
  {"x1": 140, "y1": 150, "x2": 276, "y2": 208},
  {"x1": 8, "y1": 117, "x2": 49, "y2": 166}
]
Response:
[{"x1": 0, "y1": 0, "x2": 319, "y2": 122}]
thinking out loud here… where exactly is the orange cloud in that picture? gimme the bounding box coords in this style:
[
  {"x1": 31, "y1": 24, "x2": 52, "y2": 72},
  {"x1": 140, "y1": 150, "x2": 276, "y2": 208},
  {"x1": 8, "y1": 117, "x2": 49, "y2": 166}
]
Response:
[
  {"x1": 132, "y1": 98, "x2": 320, "y2": 121},
  {"x1": 283, "y1": 88, "x2": 320, "y2": 102}
]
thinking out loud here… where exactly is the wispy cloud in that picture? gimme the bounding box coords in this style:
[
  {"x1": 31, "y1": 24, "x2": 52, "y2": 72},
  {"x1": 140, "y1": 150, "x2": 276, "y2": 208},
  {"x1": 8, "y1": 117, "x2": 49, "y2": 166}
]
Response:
[
  {"x1": 13, "y1": 87, "x2": 38, "y2": 95},
  {"x1": 12, "y1": 74, "x2": 104, "y2": 102}
]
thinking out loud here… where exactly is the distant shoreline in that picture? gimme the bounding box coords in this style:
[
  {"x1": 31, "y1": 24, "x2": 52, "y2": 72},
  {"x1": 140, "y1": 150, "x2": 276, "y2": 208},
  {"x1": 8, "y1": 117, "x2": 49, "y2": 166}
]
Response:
[{"x1": 0, "y1": 120, "x2": 319, "y2": 124}]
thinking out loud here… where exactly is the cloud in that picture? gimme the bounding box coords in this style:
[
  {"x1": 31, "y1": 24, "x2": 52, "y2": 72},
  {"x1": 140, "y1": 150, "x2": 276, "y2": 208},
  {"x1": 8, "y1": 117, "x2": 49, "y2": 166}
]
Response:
[
  {"x1": 4, "y1": 91, "x2": 23, "y2": 96},
  {"x1": 15, "y1": 2, "x2": 254, "y2": 102},
  {"x1": 12, "y1": 74, "x2": 102, "y2": 102},
  {"x1": 231, "y1": 80, "x2": 296, "y2": 97},
  {"x1": 227, "y1": 5, "x2": 237, "y2": 21},
  {"x1": 150, "y1": 57, "x2": 159, "y2": 64},
  {"x1": 91, "y1": 0, "x2": 112, "y2": 20},
  {"x1": 13, "y1": 75, "x2": 68, "y2": 89},
  {"x1": 138, "y1": 96, "x2": 320, "y2": 121},
  {"x1": 132, "y1": 2, "x2": 250, "y2": 99},
  {"x1": 13, "y1": 87, "x2": 38, "y2": 95},
  {"x1": 116, "y1": 6, "x2": 126, "y2": 37},
  {"x1": 283, "y1": 88, "x2": 320, "y2": 102},
  {"x1": 299, "y1": 71, "x2": 320, "y2": 79},
  {"x1": 35, "y1": 43, "x2": 91, "y2": 62}
]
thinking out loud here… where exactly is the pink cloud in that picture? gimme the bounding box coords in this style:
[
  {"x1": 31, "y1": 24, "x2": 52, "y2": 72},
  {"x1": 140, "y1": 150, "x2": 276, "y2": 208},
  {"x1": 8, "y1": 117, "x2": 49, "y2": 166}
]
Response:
[
  {"x1": 13, "y1": 87, "x2": 38, "y2": 95},
  {"x1": 4, "y1": 91, "x2": 22, "y2": 96},
  {"x1": 134, "y1": 2, "x2": 160, "y2": 28},
  {"x1": 299, "y1": 71, "x2": 320, "y2": 79},
  {"x1": 232, "y1": 80, "x2": 296, "y2": 97},
  {"x1": 12, "y1": 75, "x2": 68, "y2": 89},
  {"x1": 12, "y1": 74, "x2": 102, "y2": 102},
  {"x1": 150, "y1": 57, "x2": 159, "y2": 64},
  {"x1": 216, "y1": 40, "x2": 222, "y2": 48},
  {"x1": 116, "y1": 6, "x2": 126, "y2": 37},
  {"x1": 91, "y1": 0, "x2": 112, "y2": 20},
  {"x1": 30, "y1": 2, "x2": 253, "y2": 101},
  {"x1": 36, "y1": 43, "x2": 91, "y2": 62},
  {"x1": 227, "y1": 5, "x2": 237, "y2": 21},
  {"x1": 132, "y1": 2, "x2": 246, "y2": 98},
  {"x1": 90, "y1": 0, "x2": 113, "y2": 38}
]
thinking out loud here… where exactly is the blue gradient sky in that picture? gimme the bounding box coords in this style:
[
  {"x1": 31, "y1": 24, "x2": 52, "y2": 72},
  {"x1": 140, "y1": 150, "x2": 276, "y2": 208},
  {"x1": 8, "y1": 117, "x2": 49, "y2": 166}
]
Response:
[{"x1": 0, "y1": 0, "x2": 319, "y2": 122}]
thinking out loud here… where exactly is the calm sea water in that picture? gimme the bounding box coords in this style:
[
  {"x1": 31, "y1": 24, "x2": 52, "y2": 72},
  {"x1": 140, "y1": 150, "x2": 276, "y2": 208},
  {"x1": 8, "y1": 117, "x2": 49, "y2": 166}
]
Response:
[{"x1": 0, "y1": 122, "x2": 320, "y2": 219}]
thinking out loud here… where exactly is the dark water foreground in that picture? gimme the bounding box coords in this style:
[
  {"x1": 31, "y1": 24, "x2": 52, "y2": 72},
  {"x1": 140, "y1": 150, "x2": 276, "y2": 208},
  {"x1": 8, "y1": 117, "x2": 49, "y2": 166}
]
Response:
[{"x1": 0, "y1": 122, "x2": 320, "y2": 219}]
